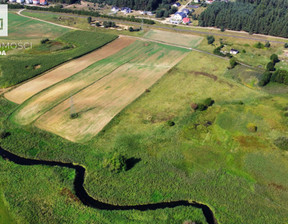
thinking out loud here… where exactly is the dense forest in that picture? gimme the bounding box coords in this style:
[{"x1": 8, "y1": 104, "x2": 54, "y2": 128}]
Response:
[
  {"x1": 198, "y1": 0, "x2": 288, "y2": 37},
  {"x1": 86, "y1": 0, "x2": 173, "y2": 11}
]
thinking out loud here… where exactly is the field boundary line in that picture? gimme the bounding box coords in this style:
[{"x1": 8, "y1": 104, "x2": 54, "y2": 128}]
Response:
[{"x1": 29, "y1": 57, "x2": 137, "y2": 126}]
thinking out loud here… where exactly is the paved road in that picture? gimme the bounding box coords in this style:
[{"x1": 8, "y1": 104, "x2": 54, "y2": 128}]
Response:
[
  {"x1": 21, "y1": 9, "x2": 288, "y2": 44},
  {"x1": 18, "y1": 9, "x2": 258, "y2": 70}
]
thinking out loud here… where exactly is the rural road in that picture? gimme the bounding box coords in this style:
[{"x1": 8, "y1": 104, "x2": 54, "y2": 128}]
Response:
[
  {"x1": 17, "y1": 9, "x2": 256, "y2": 69},
  {"x1": 20, "y1": 9, "x2": 288, "y2": 44},
  {"x1": 17, "y1": 9, "x2": 80, "y2": 30}
]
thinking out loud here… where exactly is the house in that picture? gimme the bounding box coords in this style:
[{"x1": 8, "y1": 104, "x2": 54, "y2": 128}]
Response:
[
  {"x1": 111, "y1": 6, "x2": 120, "y2": 12},
  {"x1": 182, "y1": 8, "x2": 190, "y2": 14},
  {"x1": 40, "y1": 0, "x2": 48, "y2": 5},
  {"x1": 206, "y1": 0, "x2": 214, "y2": 4},
  {"x1": 33, "y1": 0, "x2": 39, "y2": 4},
  {"x1": 16, "y1": 0, "x2": 24, "y2": 3},
  {"x1": 147, "y1": 11, "x2": 153, "y2": 16},
  {"x1": 121, "y1": 7, "x2": 132, "y2": 14},
  {"x1": 170, "y1": 12, "x2": 187, "y2": 24},
  {"x1": 172, "y1": 2, "x2": 181, "y2": 7},
  {"x1": 9, "y1": 0, "x2": 16, "y2": 3},
  {"x1": 25, "y1": 0, "x2": 33, "y2": 4},
  {"x1": 194, "y1": 0, "x2": 200, "y2": 2},
  {"x1": 182, "y1": 17, "x2": 190, "y2": 24},
  {"x1": 230, "y1": 49, "x2": 239, "y2": 55}
]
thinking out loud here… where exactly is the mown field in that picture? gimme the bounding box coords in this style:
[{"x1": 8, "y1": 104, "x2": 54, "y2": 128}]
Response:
[
  {"x1": 1, "y1": 46, "x2": 288, "y2": 224},
  {"x1": 0, "y1": 12, "x2": 117, "y2": 88},
  {"x1": 10, "y1": 41, "x2": 189, "y2": 142},
  {"x1": 143, "y1": 30, "x2": 203, "y2": 48}
]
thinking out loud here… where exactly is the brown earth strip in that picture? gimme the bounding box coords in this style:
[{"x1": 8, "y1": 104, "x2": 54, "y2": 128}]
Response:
[{"x1": 4, "y1": 37, "x2": 135, "y2": 104}]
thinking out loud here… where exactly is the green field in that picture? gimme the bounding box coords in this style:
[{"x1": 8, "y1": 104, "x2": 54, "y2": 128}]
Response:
[
  {"x1": 1, "y1": 47, "x2": 288, "y2": 223},
  {"x1": 143, "y1": 30, "x2": 203, "y2": 47},
  {"x1": 10, "y1": 41, "x2": 188, "y2": 142},
  {"x1": 0, "y1": 12, "x2": 69, "y2": 43},
  {"x1": 1, "y1": 9, "x2": 288, "y2": 224},
  {"x1": 0, "y1": 12, "x2": 117, "y2": 88}
]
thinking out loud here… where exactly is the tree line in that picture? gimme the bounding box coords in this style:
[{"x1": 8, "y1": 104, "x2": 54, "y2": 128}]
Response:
[
  {"x1": 8, "y1": 4, "x2": 155, "y2": 24},
  {"x1": 86, "y1": 0, "x2": 173, "y2": 11},
  {"x1": 198, "y1": 0, "x2": 288, "y2": 38}
]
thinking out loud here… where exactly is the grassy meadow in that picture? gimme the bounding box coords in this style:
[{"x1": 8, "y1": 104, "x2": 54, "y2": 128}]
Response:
[{"x1": 1, "y1": 47, "x2": 288, "y2": 223}]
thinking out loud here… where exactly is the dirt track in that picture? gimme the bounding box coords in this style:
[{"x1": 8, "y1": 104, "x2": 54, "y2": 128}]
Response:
[{"x1": 5, "y1": 37, "x2": 135, "y2": 104}]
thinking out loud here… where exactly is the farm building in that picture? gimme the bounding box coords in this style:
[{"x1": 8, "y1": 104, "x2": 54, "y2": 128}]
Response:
[
  {"x1": 170, "y1": 12, "x2": 187, "y2": 24},
  {"x1": 40, "y1": 0, "x2": 48, "y2": 5},
  {"x1": 230, "y1": 49, "x2": 239, "y2": 55},
  {"x1": 183, "y1": 17, "x2": 190, "y2": 24},
  {"x1": 111, "y1": 6, "x2": 120, "y2": 12},
  {"x1": 172, "y1": 2, "x2": 181, "y2": 7},
  {"x1": 182, "y1": 8, "x2": 190, "y2": 14},
  {"x1": 206, "y1": 0, "x2": 214, "y2": 4},
  {"x1": 121, "y1": 7, "x2": 132, "y2": 14}
]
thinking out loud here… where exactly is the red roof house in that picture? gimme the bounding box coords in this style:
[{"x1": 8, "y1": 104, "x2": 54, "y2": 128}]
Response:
[{"x1": 183, "y1": 18, "x2": 190, "y2": 24}]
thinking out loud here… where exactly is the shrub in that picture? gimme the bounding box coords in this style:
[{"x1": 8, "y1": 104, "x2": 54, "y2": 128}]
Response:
[
  {"x1": 284, "y1": 112, "x2": 288, "y2": 117},
  {"x1": 246, "y1": 123, "x2": 257, "y2": 132},
  {"x1": 103, "y1": 153, "x2": 127, "y2": 173},
  {"x1": 203, "y1": 97, "x2": 215, "y2": 107},
  {"x1": 258, "y1": 71, "x2": 271, "y2": 86},
  {"x1": 284, "y1": 43, "x2": 288, "y2": 48},
  {"x1": 167, "y1": 120, "x2": 175, "y2": 126},
  {"x1": 191, "y1": 103, "x2": 198, "y2": 110},
  {"x1": 274, "y1": 137, "x2": 288, "y2": 150},
  {"x1": 196, "y1": 103, "x2": 207, "y2": 111},
  {"x1": 265, "y1": 41, "x2": 270, "y2": 48},
  {"x1": 254, "y1": 42, "x2": 264, "y2": 49},
  {"x1": 270, "y1": 70, "x2": 288, "y2": 85},
  {"x1": 0, "y1": 130, "x2": 10, "y2": 139},
  {"x1": 229, "y1": 57, "x2": 237, "y2": 69},
  {"x1": 270, "y1": 54, "x2": 279, "y2": 64},
  {"x1": 242, "y1": 49, "x2": 246, "y2": 53},
  {"x1": 207, "y1": 35, "x2": 215, "y2": 45},
  {"x1": 41, "y1": 38, "x2": 49, "y2": 44},
  {"x1": 266, "y1": 62, "x2": 275, "y2": 71},
  {"x1": 70, "y1": 113, "x2": 79, "y2": 119},
  {"x1": 87, "y1": 16, "x2": 92, "y2": 23}
]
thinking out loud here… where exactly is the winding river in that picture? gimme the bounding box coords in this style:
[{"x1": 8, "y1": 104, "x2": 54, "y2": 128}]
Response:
[{"x1": 0, "y1": 147, "x2": 217, "y2": 224}]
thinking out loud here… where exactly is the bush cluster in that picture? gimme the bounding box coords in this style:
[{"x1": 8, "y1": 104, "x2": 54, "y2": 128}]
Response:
[{"x1": 103, "y1": 153, "x2": 127, "y2": 173}]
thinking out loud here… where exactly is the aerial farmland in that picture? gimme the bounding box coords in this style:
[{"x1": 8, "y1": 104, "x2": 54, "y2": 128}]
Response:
[{"x1": 0, "y1": 4, "x2": 288, "y2": 224}]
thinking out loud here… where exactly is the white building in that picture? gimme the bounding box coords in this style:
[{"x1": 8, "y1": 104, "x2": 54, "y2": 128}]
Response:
[
  {"x1": 33, "y1": 0, "x2": 39, "y2": 4},
  {"x1": 16, "y1": 0, "x2": 24, "y2": 3}
]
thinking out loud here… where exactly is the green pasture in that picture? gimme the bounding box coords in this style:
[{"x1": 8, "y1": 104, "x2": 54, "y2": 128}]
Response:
[
  {"x1": 0, "y1": 30, "x2": 117, "y2": 87},
  {"x1": 1, "y1": 48, "x2": 288, "y2": 223}
]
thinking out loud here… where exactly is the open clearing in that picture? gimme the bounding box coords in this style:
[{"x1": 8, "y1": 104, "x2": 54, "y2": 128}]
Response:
[
  {"x1": 11, "y1": 41, "x2": 188, "y2": 142},
  {"x1": 5, "y1": 37, "x2": 135, "y2": 104},
  {"x1": 143, "y1": 30, "x2": 203, "y2": 48},
  {"x1": 0, "y1": 12, "x2": 69, "y2": 43}
]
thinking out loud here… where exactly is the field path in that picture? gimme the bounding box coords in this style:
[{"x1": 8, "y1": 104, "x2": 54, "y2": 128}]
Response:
[
  {"x1": 17, "y1": 9, "x2": 80, "y2": 30},
  {"x1": 5, "y1": 37, "x2": 135, "y2": 104}
]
